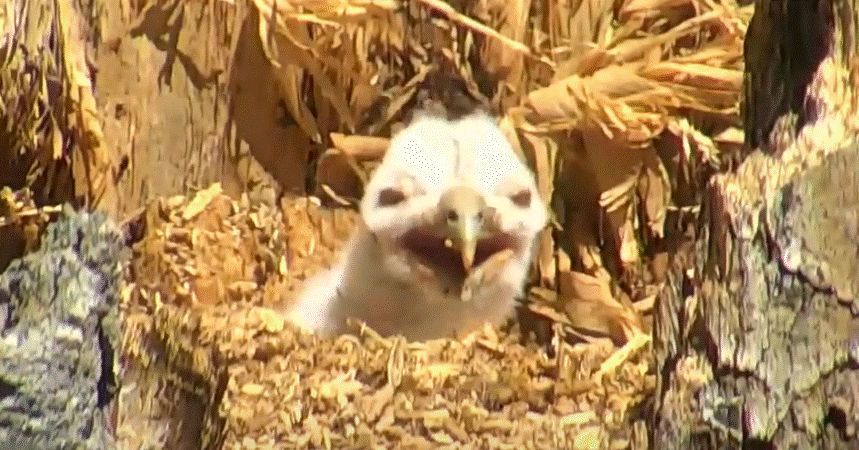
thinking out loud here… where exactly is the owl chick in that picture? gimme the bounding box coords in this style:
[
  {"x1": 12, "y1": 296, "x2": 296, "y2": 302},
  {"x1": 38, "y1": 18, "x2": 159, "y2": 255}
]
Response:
[{"x1": 286, "y1": 111, "x2": 547, "y2": 341}]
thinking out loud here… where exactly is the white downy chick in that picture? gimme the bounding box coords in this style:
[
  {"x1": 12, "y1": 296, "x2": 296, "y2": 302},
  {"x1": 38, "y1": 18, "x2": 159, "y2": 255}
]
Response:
[{"x1": 286, "y1": 112, "x2": 547, "y2": 341}]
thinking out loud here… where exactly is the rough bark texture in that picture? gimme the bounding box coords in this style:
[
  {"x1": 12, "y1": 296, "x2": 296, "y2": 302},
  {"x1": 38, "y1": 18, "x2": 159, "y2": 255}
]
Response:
[
  {"x1": 0, "y1": 211, "x2": 126, "y2": 449},
  {"x1": 653, "y1": 0, "x2": 859, "y2": 448},
  {"x1": 92, "y1": 0, "x2": 301, "y2": 217}
]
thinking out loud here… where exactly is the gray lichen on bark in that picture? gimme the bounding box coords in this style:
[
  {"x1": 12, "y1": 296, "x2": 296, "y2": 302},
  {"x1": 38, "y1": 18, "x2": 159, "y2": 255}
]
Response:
[
  {"x1": 653, "y1": 0, "x2": 859, "y2": 447},
  {"x1": 0, "y1": 210, "x2": 127, "y2": 449},
  {"x1": 768, "y1": 147, "x2": 859, "y2": 304},
  {"x1": 654, "y1": 141, "x2": 859, "y2": 449}
]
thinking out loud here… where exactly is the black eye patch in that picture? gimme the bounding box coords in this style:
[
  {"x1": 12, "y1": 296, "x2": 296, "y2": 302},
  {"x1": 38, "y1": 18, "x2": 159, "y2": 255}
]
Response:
[
  {"x1": 377, "y1": 188, "x2": 406, "y2": 207},
  {"x1": 510, "y1": 189, "x2": 531, "y2": 208}
]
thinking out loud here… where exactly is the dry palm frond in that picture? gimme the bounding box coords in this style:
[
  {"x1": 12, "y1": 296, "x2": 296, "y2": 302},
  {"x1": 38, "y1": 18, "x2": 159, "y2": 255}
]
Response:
[
  {"x1": 1, "y1": 0, "x2": 117, "y2": 213},
  {"x1": 162, "y1": 0, "x2": 748, "y2": 377}
]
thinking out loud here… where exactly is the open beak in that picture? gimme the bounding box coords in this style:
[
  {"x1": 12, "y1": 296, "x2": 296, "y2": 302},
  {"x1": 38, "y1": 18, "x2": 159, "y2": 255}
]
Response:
[{"x1": 455, "y1": 217, "x2": 479, "y2": 271}]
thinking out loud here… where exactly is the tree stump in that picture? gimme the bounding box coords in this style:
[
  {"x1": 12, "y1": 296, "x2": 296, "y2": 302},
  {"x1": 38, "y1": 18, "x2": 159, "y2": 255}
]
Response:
[{"x1": 652, "y1": 0, "x2": 859, "y2": 448}]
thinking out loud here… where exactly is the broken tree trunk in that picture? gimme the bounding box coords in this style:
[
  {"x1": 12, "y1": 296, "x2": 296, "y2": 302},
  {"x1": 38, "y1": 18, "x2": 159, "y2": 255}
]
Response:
[{"x1": 652, "y1": 0, "x2": 859, "y2": 448}]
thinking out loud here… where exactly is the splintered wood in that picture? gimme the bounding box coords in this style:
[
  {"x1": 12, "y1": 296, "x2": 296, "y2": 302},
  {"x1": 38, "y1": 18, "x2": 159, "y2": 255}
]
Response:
[{"x1": 119, "y1": 188, "x2": 654, "y2": 450}]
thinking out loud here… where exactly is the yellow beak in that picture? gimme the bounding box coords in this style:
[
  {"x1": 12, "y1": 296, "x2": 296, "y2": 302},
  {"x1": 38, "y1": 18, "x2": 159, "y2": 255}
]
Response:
[{"x1": 454, "y1": 217, "x2": 479, "y2": 271}]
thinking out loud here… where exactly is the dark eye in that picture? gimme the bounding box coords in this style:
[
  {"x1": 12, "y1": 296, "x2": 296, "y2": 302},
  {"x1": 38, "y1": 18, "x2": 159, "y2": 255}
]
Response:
[
  {"x1": 377, "y1": 188, "x2": 406, "y2": 207},
  {"x1": 476, "y1": 211, "x2": 484, "y2": 221},
  {"x1": 510, "y1": 189, "x2": 531, "y2": 208},
  {"x1": 446, "y1": 210, "x2": 458, "y2": 222}
]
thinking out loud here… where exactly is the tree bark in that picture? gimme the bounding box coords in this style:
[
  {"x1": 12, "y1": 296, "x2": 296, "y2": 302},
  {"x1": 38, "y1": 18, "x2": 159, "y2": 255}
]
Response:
[
  {"x1": 0, "y1": 210, "x2": 126, "y2": 449},
  {"x1": 652, "y1": 0, "x2": 859, "y2": 448}
]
